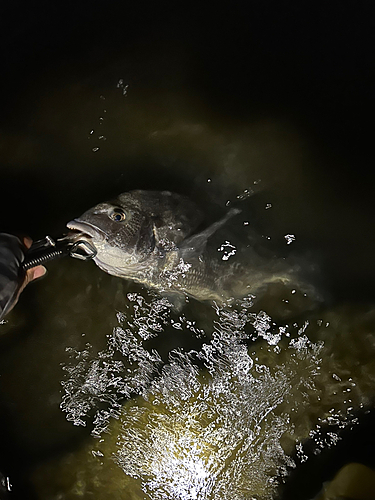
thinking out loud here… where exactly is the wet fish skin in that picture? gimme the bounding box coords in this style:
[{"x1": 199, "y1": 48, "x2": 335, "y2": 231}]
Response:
[
  {"x1": 67, "y1": 189, "x2": 314, "y2": 307},
  {"x1": 67, "y1": 190, "x2": 230, "y2": 300}
]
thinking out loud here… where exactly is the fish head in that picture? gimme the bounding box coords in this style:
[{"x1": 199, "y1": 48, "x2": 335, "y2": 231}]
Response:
[{"x1": 67, "y1": 193, "x2": 155, "y2": 277}]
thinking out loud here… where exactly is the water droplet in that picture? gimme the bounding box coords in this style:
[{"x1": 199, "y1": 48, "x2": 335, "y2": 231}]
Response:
[
  {"x1": 117, "y1": 79, "x2": 129, "y2": 96},
  {"x1": 217, "y1": 240, "x2": 237, "y2": 261},
  {"x1": 92, "y1": 147, "x2": 100, "y2": 152},
  {"x1": 284, "y1": 234, "x2": 296, "y2": 245},
  {"x1": 236, "y1": 187, "x2": 254, "y2": 200},
  {"x1": 5, "y1": 477, "x2": 11, "y2": 492},
  {"x1": 265, "y1": 203, "x2": 272, "y2": 209}
]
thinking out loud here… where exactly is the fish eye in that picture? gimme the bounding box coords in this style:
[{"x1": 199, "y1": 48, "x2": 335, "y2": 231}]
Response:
[{"x1": 109, "y1": 208, "x2": 126, "y2": 222}]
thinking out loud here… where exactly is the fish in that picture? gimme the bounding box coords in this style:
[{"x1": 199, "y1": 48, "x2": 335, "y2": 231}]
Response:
[
  {"x1": 67, "y1": 190, "x2": 317, "y2": 307},
  {"x1": 67, "y1": 190, "x2": 241, "y2": 301}
]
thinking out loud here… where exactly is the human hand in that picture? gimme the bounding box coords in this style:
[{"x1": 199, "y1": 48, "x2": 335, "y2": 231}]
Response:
[
  {"x1": 19, "y1": 236, "x2": 47, "y2": 294},
  {"x1": 0, "y1": 234, "x2": 47, "y2": 320}
]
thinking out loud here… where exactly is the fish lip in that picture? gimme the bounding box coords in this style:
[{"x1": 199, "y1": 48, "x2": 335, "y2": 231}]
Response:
[{"x1": 66, "y1": 220, "x2": 107, "y2": 240}]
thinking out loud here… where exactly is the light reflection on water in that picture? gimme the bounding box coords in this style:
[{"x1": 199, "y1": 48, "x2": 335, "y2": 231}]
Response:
[{"x1": 26, "y1": 288, "x2": 374, "y2": 499}]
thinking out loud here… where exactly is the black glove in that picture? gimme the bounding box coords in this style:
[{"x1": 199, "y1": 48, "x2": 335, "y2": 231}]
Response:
[{"x1": 0, "y1": 233, "x2": 26, "y2": 321}]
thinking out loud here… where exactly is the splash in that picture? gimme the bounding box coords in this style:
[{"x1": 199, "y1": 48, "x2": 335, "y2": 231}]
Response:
[
  {"x1": 113, "y1": 315, "x2": 322, "y2": 499},
  {"x1": 60, "y1": 293, "x2": 170, "y2": 428},
  {"x1": 58, "y1": 291, "x2": 361, "y2": 499}
]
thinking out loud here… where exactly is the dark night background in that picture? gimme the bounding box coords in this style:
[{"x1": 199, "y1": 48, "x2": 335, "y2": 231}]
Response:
[
  {"x1": 1, "y1": 1, "x2": 373, "y2": 152},
  {"x1": 1, "y1": 1, "x2": 374, "y2": 179}
]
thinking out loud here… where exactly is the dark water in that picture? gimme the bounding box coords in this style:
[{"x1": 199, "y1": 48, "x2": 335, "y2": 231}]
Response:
[{"x1": 1, "y1": 2, "x2": 375, "y2": 499}]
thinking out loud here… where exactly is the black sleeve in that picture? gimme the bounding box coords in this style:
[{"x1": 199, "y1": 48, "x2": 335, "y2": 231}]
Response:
[{"x1": 0, "y1": 234, "x2": 25, "y2": 321}]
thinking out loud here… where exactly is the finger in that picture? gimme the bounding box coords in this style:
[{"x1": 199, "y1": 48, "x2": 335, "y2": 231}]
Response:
[
  {"x1": 22, "y1": 236, "x2": 33, "y2": 250},
  {"x1": 18, "y1": 266, "x2": 47, "y2": 297},
  {"x1": 25, "y1": 266, "x2": 47, "y2": 285},
  {"x1": 29, "y1": 265, "x2": 47, "y2": 281},
  {"x1": 21, "y1": 237, "x2": 47, "y2": 280}
]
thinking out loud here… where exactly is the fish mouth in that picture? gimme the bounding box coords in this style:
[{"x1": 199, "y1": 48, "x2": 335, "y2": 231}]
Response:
[{"x1": 66, "y1": 220, "x2": 107, "y2": 240}]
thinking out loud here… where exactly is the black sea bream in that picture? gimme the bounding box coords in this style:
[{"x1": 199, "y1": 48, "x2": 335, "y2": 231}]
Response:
[{"x1": 67, "y1": 190, "x2": 313, "y2": 305}]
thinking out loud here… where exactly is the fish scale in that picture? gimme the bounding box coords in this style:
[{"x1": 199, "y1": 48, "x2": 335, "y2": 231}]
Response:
[{"x1": 67, "y1": 190, "x2": 316, "y2": 307}]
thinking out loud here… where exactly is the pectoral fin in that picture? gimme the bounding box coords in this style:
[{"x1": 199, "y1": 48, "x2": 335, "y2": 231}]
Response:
[{"x1": 180, "y1": 208, "x2": 241, "y2": 259}]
